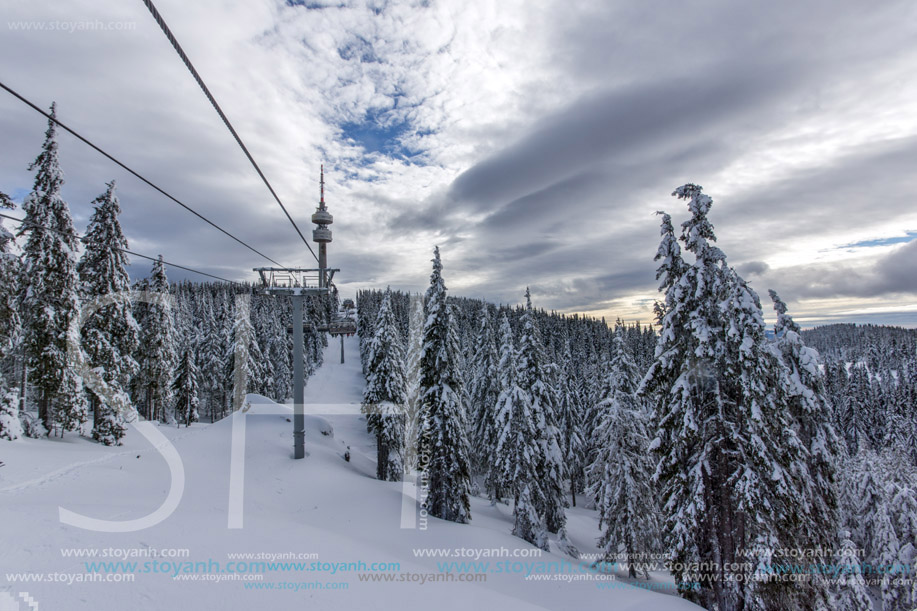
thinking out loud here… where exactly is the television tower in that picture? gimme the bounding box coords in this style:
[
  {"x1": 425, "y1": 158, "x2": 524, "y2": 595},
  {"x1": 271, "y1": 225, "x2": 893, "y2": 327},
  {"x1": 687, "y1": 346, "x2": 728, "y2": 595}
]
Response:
[{"x1": 312, "y1": 164, "x2": 333, "y2": 288}]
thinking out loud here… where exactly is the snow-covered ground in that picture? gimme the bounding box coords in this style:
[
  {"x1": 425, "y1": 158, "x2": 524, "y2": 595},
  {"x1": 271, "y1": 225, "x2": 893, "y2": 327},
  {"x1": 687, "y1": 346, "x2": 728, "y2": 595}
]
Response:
[{"x1": 0, "y1": 335, "x2": 699, "y2": 610}]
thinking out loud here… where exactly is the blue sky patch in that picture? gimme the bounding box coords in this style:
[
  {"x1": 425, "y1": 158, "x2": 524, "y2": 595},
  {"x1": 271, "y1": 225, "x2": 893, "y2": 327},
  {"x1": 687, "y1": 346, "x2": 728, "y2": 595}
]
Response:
[
  {"x1": 11, "y1": 188, "x2": 29, "y2": 204},
  {"x1": 285, "y1": 1, "x2": 341, "y2": 9},
  {"x1": 340, "y1": 117, "x2": 407, "y2": 157},
  {"x1": 842, "y1": 230, "x2": 917, "y2": 249},
  {"x1": 339, "y1": 108, "x2": 426, "y2": 162}
]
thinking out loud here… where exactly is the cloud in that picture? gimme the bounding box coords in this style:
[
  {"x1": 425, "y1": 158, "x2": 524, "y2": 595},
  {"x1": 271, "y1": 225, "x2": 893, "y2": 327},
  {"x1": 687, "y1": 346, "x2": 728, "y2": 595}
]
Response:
[
  {"x1": 762, "y1": 240, "x2": 917, "y2": 300},
  {"x1": 1, "y1": 0, "x2": 916, "y2": 325},
  {"x1": 737, "y1": 261, "x2": 770, "y2": 277},
  {"x1": 446, "y1": 68, "x2": 795, "y2": 211}
]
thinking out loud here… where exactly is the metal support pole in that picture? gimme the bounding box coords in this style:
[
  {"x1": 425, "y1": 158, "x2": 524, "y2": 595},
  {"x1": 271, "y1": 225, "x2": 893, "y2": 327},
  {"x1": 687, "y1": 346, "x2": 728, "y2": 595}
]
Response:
[
  {"x1": 319, "y1": 243, "x2": 327, "y2": 290},
  {"x1": 340, "y1": 334, "x2": 345, "y2": 364},
  {"x1": 292, "y1": 294, "x2": 305, "y2": 459}
]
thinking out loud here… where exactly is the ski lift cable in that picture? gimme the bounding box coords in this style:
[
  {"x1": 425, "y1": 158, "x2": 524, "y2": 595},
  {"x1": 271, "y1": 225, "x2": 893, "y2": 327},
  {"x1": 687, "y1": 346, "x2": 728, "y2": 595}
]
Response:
[
  {"x1": 0, "y1": 79, "x2": 290, "y2": 270},
  {"x1": 140, "y1": 0, "x2": 320, "y2": 265},
  {"x1": 0, "y1": 211, "x2": 241, "y2": 284}
]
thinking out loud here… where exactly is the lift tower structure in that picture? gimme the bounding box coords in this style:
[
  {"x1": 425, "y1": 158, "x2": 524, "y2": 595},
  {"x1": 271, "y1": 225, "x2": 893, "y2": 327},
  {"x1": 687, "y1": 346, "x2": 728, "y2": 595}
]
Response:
[{"x1": 254, "y1": 167, "x2": 338, "y2": 459}]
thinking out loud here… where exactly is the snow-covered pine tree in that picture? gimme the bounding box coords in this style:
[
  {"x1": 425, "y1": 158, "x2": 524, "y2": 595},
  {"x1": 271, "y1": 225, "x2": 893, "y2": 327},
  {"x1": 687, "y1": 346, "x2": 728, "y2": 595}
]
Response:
[
  {"x1": 0, "y1": 191, "x2": 19, "y2": 363},
  {"x1": 229, "y1": 293, "x2": 263, "y2": 412},
  {"x1": 137, "y1": 256, "x2": 176, "y2": 423},
  {"x1": 0, "y1": 385, "x2": 22, "y2": 441},
  {"x1": 78, "y1": 181, "x2": 139, "y2": 445},
  {"x1": 216, "y1": 292, "x2": 235, "y2": 419},
  {"x1": 587, "y1": 327, "x2": 659, "y2": 578},
  {"x1": 640, "y1": 189, "x2": 724, "y2": 606},
  {"x1": 18, "y1": 104, "x2": 87, "y2": 435},
  {"x1": 130, "y1": 276, "x2": 150, "y2": 413},
  {"x1": 403, "y1": 294, "x2": 424, "y2": 471},
  {"x1": 890, "y1": 480, "x2": 917, "y2": 609},
  {"x1": 418, "y1": 247, "x2": 471, "y2": 523},
  {"x1": 831, "y1": 529, "x2": 873, "y2": 611},
  {"x1": 361, "y1": 288, "x2": 407, "y2": 481},
  {"x1": 640, "y1": 185, "x2": 811, "y2": 610},
  {"x1": 516, "y1": 288, "x2": 567, "y2": 534},
  {"x1": 492, "y1": 313, "x2": 548, "y2": 549},
  {"x1": 0, "y1": 192, "x2": 22, "y2": 440},
  {"x1": 842, "y1": 365, "x2": 870, "y2": 455},
  {"x1": 173, "y1": 344, "x2": 200, "y2": 427},
  {"x1": 469, "y1": 302, "x2": 500, "y2": 477},
  {"x1": 197, "y1": 291, "x2": 224, "y2": 420},
  {"x1": 557, "y1": 335, "x2": 586, "y2": 507},
  {"x1": 489, "y1": 314, "x2": 515, "y2": 503},
  {"x1": 304, "y1": 295, "x2": 325, "y2": 376},
  {"x1": 252, "y1": 298, "x2": 275, "y2": 399},
  {"x1": 719, "y1": 267, "x2": 815, "y2": 609},
  {"x1": 358, "y1": 293, "x2": 377, "y2": 377},
  {"x1": 768, "y1": 291, "x2": 840, "y2": 552},
  {"x1": 853, "y1": 456, "x2": 904, "y2": 609},
  {"x1": 268, "y1": 298, "x2": 292, "y2": 402},
  {"x1": 513, "y1": 483, "x2": 548, "y2": 552}
]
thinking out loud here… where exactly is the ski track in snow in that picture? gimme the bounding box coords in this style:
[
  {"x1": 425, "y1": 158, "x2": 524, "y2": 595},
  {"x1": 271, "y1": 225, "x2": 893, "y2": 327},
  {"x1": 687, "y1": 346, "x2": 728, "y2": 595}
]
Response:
[{"x1": 0, "y1": 425, "x2": 201, "y2": 494}]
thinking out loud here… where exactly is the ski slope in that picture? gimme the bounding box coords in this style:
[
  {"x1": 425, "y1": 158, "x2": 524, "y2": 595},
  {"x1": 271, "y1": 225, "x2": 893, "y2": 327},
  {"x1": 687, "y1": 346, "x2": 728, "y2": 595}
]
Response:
[{"x1": 0, "y1": 334, "x2": 700, "y2": 610}]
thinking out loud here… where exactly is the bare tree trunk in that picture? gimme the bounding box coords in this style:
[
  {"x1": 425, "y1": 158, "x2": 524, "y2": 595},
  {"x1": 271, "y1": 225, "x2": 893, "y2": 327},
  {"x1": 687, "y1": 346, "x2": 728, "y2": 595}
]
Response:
[
  {"x1": 38, "y1": 390, "x2": 50, "y2": 434},
  {"x1": 91, "y1": 393, "x2": 99, "y2": 431},
  {"x1": 19, "y1": 353, "x2": 27, "y2": 413},
  {"x1": 377, "y1": 433, "x2": 386, "y2": 480}
]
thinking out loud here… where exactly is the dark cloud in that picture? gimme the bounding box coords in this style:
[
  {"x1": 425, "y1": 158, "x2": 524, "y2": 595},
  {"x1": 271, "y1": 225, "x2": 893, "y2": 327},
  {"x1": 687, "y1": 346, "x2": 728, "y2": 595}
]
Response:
[
  {"x1": 551, "y1": 0, "x2": 914, "y2": 100},
  {"x1": 447, "y1": 66, "x2": 801, "y2": 212},
  {"x1": 737, "y1": 261, "x2": 770, "y2": 277},
  {"x1": 761, "y1": 240, "x2": 917, "y2": 300}
]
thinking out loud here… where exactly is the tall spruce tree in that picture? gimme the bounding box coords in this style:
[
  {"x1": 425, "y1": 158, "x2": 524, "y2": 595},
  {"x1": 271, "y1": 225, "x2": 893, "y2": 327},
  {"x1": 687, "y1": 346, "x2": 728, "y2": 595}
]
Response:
[
  {"x1": 588, "y1": 328, "x2": 659, "y2": 578},
  {"x1": 852, "y1": 457, "x2": 905, "y2": 609},
  {"x1": 216, "y1": 293, "x2": 235, "y2": 419},
  {"x1": 362, "y1": 288, "x2": 407, "y2": 481},
  {"x1": 267, "y1": 298, "x2": 292, "y2": 402},
  {"x1": 557, "y1": 335, "x2": 585, "y2": 507},
  {"x1": 137, "y1": 256, "x2": 176, "y2": 422},
  {"x1": 516, "y1": 288, "x2": 567, "y2": 534},
  {"x1": 197, "y1": 291, "x2": 224, "y2": 420},
  {"x1": 769, "y1": 291, "x2": 840, "y2": 553},
  {"x1": 19, "y1": 104, "x2": 87, "y2": 434},
  {"x1": 640, "y1": 185, "x2": 812, "y2": 610},
  {"x1": 403, "y1": 295, "x2": 425, "y2": 471},
  {"x1": 891, "y1": 480, "x2": 917, "y2": 609},
  {"x1": 492, "y1": 313, "x2": 548, "y2": 549},
  {"x1": 832, "y1": 529, "x2": 873, "y2": 611},
  {"x1": 78, "y1": 181, "x2": 139, "y2": 445},
  {"x1": 469, "y1": 302, "x2": 500, "y2": 477},
  {"x1": 229, "y1": 293, "x2": 263, "y2": 412},
  {"x1": 0, "y1": 192, "x2": 19, "y2": 364},
  {"x1": 173, "y1": 344, "x2": 200, "y2": 427},
  {"x1": 418, "y1": 247, "x2": 471, "y2": 523},
  {"x1": 0, "y1": 192, "x2": 22, "y2": 440}
]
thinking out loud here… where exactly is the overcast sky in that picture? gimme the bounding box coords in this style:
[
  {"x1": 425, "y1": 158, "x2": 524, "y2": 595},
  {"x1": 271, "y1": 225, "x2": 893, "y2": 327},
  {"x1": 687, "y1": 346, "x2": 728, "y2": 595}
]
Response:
[{"x1": 2, "y1": 0, "x2": 916, "y2": 327}]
